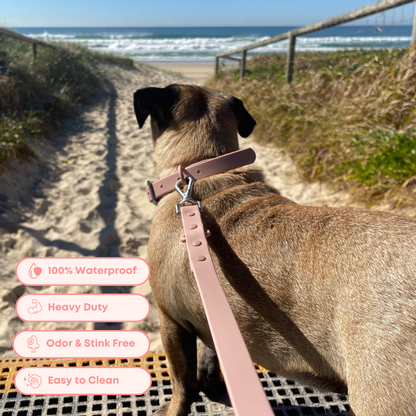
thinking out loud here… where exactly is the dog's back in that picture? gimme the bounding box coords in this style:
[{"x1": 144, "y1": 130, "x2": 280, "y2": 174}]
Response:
[
  {"x1": 135, "y1": 84, "x2": 416, "y2": 416},
  {"x1": 207, "y1": 180, "x2": 416, "y2": 415}
]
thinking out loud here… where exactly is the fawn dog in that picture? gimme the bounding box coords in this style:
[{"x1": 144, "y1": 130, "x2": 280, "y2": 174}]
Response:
[{"x1": 134, "y1": 84, "x2": 416, "y2": 416}]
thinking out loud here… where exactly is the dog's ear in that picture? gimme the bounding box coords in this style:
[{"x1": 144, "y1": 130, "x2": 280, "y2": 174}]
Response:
[
  {"x1": 229, "y1": 97, "x2": 256, "y2": 138},
  {"x1": 133, "y1": 85, "x2": 179, "y2": 129}
]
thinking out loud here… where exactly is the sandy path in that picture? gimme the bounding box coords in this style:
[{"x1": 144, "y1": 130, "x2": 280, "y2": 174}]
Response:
[
  {"x1": 0, "y1": 63, "x2": 391, "y2": 358},
  {"x1": 150, "y1": 64, "x2": 215, "y2": 84},
  {"x1": 0, "y1": 64, "x2": 179, "y2": 356}
]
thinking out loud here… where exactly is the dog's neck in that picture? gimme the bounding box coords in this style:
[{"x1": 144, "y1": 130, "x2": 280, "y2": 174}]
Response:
[{"x1": 154, "y1": 127, "x2": 239, "y2": 179}]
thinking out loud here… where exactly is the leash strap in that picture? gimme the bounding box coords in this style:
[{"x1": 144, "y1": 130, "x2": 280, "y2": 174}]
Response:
[
  {"x1": 180, "y1": 205, "x2": 274, "y2": 416},
  {"x1": 147, "y1": 148, "x2": 256, "y2": 203}
]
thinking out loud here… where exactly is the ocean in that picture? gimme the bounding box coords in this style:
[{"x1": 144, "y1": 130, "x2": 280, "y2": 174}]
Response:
[{"x1": 15, "y1": 26, "x2": 413, "y2": 64}]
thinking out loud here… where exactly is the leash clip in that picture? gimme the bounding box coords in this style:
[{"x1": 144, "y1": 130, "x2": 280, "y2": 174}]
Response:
[{"x1": 174, "y1": 176, "x2": 202, "y2": 215}]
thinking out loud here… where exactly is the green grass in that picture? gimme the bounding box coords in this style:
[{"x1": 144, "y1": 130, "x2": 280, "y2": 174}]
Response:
[
  {"x1": 208, "y1": 48, "x2": 416, "y2": 211},
  {"x1": 0, "y1": 35, "x2": 129, "y2": 165},
  {"x1": 0, "y1": 111, "x2": 41, "y2": 160},
  {"x1": 348, "y1": 130, "x2": 416, "y2": 186}
]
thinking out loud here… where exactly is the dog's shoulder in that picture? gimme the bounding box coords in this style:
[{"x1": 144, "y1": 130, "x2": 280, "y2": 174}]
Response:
[{"x1": 192, "y1": 167, "x2": 296, "y2": 216}]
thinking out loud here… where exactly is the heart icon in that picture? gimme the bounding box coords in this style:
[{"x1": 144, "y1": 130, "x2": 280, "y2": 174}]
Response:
[{"x1": 34, "y1": 267, "x2": 42, "y2": 277}]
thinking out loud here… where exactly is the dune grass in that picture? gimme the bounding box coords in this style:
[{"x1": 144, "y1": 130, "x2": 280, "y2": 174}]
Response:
[
  {"x1": 0, "y1": 35, "x2": 129, "y2": 164},
  {"x1": 208, "y1": 48, "x2": 416, "y2": 211}
]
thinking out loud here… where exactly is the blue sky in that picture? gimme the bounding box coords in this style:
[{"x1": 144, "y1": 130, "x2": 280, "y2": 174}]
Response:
[{"x1": 1, "y1": 0, "x2": 415, "y2": 27}]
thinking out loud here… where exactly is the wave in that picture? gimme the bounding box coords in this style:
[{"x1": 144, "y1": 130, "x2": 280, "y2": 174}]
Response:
[
  {"x1": 21, "y1": 30, "x2": 412, "y2": 62},
  {"x1": 23, "y1": 31, "x2": 155, "y2": 40}
]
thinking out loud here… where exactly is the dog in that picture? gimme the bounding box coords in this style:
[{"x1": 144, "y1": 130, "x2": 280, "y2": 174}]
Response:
[{"x1": 134, "y1": 84, "x2": 416, "y2": 416}]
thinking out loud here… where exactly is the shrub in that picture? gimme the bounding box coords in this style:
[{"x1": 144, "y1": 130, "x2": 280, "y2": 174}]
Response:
[{"x1": 208, "y1": 48, "x2": 416, "y2": 210}]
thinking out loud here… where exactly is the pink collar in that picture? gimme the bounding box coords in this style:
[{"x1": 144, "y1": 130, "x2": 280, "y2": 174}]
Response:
[{"x1": 146, "y1": 148, "x2": 256, "y2": 203}]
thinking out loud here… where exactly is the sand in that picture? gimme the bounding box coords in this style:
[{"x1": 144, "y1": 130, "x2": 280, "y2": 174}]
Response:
[
  {"x1": 150, "y1": 64, "x2": 216, "y2": 84},
  {"x1": 0, "y1": 62, "x2": 402, "y2": 358}
]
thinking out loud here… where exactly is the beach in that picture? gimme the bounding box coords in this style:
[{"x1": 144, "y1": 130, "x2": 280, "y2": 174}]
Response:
[
  {"x1": 15, "y1": 26, "x2": 414, "y2": 62},
  {"x1": 0, "y1": 61, "x2": 376, "y2": 358},
  {"x1": 150, "y1": 64, "x2": 216, "y2": 84}
]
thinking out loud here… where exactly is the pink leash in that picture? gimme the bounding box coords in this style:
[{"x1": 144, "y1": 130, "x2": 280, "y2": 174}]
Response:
[
  {"x1": 148, "y1": 148, "x2": 274, "y2": 416},
  {"x1": 180, "y1": 205, "x2": 273, "y2": 416}
]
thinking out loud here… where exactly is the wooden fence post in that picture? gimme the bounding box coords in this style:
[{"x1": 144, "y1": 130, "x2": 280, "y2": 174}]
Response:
[
  {"x1": 239, "y1": 50, "x2": 247, "y2": 80},
  {"x1": 412, "y1": 2, "x2": 416, "y2": 47},
  {"x1": 32, "y1": 43, "x2": 37, "y2": 61},
  {"x1": 286, "y1": 33, "x2": 296, "y2": 83},
  {"x1": 216, "y1": 0, "x2": 416, "y2": 68},
  {"x1": 215, "y1": 56, "x2": 220, "y2": 75}
]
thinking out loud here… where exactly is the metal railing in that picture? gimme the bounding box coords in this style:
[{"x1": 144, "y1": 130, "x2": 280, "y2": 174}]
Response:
[
  {"x1": 0, "y1": 27, "x2": 134, "y2": 67},
  {"x1": 215, "y1": 0, "x2": 416, "y2": 82}
]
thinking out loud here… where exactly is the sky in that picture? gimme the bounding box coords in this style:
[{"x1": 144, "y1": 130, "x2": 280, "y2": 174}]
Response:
[{"x1": 1, "y1": 0, "x2": 415, "y2": 27}]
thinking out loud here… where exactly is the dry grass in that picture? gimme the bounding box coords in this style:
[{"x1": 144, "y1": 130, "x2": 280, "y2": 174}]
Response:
[
  {"x1": 208, "y1": 49, "x2": 416, "y2": 212},
  {"x1": 0, "y1": 36, "x2": 128, "y2": 165}
]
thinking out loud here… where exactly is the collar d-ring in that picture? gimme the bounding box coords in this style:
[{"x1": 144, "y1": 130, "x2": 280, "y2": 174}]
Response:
[{"x1": 177, "y1": 165, "x2": 193, "y2": 188}]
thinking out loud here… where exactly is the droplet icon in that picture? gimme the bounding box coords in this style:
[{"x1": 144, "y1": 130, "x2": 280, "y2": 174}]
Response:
[{"x1": 28, "y1": 263, "x2": 42, "y2": 279}]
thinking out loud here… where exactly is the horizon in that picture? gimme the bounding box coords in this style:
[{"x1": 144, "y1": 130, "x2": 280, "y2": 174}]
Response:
[{"x1": 10, "y1": 24, "x2": 415, "y2": 28}]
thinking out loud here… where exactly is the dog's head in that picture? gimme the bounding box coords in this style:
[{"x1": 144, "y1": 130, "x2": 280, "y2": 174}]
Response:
[{"x1": 133, "y1": 84, "x2": 256, "y2": 175}]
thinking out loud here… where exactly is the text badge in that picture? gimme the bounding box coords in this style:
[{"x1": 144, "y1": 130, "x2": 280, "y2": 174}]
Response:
[
  {"x1": 15, "y1": 367, "x2": 151, "y2": 395},
  {"x1": 16, "y1": 294, "x2": 150, "y2": 322},
  {"x1": 13, "y1": 331, "x2": 150, "y2": 359},
  {"x1": 16, "y1": 257, "x2": 149, "y2": 286}
]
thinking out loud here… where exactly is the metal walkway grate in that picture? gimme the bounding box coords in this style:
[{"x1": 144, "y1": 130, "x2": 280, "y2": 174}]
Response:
[{"x1": 0, "y1": 354, "x2": 350, "y2": 415}]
